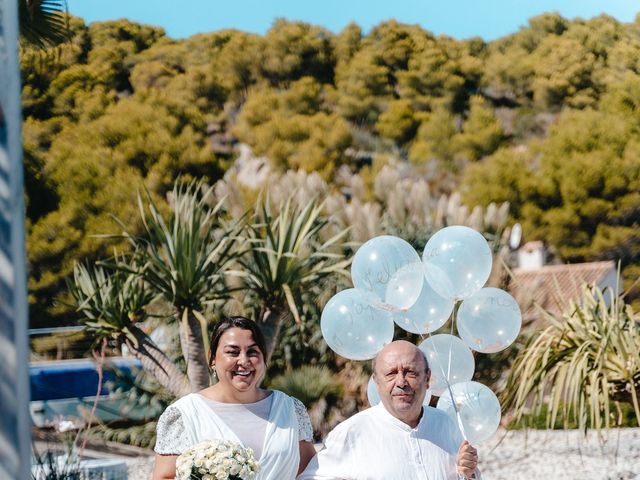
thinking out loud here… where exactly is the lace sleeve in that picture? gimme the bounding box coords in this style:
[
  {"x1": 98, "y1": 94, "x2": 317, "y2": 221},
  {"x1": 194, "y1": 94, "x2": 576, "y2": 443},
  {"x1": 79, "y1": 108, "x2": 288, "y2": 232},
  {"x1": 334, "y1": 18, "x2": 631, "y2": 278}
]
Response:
[
  {"x1": 154, "y1": 405, "x2": 191, "y2": 455},
  {"x1": 292, "y1": 397, "x2": 314, "y2": 442}
]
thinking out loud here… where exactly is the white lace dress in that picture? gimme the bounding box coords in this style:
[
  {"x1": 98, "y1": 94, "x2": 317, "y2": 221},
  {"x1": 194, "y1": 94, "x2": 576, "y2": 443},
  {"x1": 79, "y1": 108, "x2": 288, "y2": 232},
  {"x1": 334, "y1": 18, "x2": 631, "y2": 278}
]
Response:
[{"x1": 154, "y1": 390, "x2": 313, "y2": 480}]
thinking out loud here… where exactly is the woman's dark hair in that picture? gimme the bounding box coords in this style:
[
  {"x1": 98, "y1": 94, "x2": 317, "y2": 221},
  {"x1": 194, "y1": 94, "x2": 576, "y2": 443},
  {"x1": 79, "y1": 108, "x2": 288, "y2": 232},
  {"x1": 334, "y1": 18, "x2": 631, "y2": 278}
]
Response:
[{"x1": 209, "y1": 316, "x2": 268, "y2": 365}]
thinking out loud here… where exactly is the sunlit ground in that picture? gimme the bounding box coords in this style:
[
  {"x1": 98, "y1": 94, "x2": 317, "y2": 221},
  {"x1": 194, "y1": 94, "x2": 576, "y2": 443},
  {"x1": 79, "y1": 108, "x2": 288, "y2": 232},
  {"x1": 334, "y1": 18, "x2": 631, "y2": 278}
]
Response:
[{"x1": 119, "y1": 428, "x2": 640, "y2": 479}]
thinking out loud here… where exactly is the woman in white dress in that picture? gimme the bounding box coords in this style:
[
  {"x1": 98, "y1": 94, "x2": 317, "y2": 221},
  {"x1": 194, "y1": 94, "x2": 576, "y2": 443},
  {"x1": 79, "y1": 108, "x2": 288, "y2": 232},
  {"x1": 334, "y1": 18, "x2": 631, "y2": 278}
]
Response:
[{"x1": 153, "y1": 316, "x2": 316, "y2": 479}]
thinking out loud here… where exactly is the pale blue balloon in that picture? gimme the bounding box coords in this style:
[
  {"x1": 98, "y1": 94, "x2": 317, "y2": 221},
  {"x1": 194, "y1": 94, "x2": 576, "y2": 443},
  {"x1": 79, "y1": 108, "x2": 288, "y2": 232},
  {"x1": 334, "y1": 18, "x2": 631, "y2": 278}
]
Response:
[
  {"x1": 422, "y1": 226, "x2": 492, "y2": 300},
  {"x1": 321, "y1": 288, "x2": 394, "y2": 360},
  {"x1": 418, "y1": 334, "x2": 475, "y2": 396},
  {"x1": 367, "y1": 375, "x2": 432, "y2": 407},
  {"x1": 352, "y1": 235, "x2": 424, "y2": 311},
  {"x1": 436, "y1": 381, "x2": 501, "y2": 446},
  {"x1": 423, "y1": 389, "x2": 433, "y2": 407},
  {"x1": 393, "y1": 280, "x2": 454, "y2": 334},
  {"x1": 367, "y1": 376, "x2": 380, "y2": 406},
  {"x1": 457, "y1": 287, "x2": 522, "y2": 353}
]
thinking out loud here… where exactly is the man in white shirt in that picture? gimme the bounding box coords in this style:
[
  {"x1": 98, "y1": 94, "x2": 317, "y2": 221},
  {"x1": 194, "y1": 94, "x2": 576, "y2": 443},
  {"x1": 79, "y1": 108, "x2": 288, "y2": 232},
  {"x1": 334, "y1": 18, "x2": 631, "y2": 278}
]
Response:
[{"x1": 299, "y1": 340, "x2": 479, "y2": 480}]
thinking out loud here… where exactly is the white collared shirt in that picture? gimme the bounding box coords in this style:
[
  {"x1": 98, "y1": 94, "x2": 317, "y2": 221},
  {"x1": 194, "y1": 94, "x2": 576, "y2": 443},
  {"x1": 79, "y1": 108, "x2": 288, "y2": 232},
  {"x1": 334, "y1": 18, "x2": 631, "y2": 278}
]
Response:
[{"x1": 300, "y1": 404, "x2": 471, "y2": 480}]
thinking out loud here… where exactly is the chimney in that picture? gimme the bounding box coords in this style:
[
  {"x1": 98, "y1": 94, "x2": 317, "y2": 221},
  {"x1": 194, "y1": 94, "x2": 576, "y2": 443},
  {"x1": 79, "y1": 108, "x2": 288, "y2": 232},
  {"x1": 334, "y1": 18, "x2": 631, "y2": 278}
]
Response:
[{"x1": 517, "y1": 241, "x2": 546, "y2": 270}]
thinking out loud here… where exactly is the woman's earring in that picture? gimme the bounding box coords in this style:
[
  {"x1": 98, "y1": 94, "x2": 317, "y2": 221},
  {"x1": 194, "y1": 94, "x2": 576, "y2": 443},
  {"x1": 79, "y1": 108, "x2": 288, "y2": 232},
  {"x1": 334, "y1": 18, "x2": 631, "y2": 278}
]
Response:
[{"x1": 211, "y1": 367, "x2": 217, "y2": 380}]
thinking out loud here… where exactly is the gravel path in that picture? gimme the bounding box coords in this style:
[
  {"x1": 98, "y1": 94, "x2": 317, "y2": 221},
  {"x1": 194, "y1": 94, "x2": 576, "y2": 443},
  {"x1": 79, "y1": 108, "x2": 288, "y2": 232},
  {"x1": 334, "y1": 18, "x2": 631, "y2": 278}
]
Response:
[
  {"x1": 127, "y1": 428, "x2": 640, "y2": 479},
  {"x1": 478, "y1": 428, "x2": 640, "y2": 480}
]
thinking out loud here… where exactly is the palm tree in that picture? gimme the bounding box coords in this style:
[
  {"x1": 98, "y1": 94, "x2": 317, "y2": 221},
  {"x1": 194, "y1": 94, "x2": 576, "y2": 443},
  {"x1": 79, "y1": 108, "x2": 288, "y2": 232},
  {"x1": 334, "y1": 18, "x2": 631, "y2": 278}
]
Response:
[
  {"x1": 234, "y1": 197, "x2": 350, "y2": 362},
  {"x1": 119, "y1": 181, "x2": 243, "y2": 392},
  {"x1": 19, "y1": 0, "x2": 69, "y2": 48},
  {"x1": 503, "y1": 285, "x2": 640, "y2": 431},
  {"x1": 68, "y1": 182, "x2": 350, "y2": 394},
  {"x1": 68, "y1": 262, "x2": 191, "y2": 397}
]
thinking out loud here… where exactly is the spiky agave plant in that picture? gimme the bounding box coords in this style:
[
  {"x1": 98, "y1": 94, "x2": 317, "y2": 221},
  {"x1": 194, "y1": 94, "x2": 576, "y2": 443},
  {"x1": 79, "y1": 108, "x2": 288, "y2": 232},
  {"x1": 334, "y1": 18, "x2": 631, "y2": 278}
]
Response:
[
  {"x1": 234, "y1": 197, "x2": 351, "y2": 362},
  {"x1": 68, "y1": 261, "x2": 190, "y2": 397},
  {"x1": 119, "y1": 180, "x2": 243, "y2": 392},
  {"x1": 504, "y1": 285, "x2": 640, "y2": 432}
]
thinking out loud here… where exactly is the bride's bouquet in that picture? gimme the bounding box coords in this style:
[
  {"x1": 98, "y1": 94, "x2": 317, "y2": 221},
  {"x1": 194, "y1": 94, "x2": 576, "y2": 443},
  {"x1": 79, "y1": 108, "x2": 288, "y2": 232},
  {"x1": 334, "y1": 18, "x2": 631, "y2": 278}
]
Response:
[{"x1": 175, "y1": 439, "x2": 260, "y2": 480}]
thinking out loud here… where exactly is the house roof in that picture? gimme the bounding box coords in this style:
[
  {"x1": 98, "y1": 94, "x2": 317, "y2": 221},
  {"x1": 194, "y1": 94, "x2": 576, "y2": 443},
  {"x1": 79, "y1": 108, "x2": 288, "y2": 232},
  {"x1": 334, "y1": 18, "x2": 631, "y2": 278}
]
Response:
[{"x1": 509, "y1": 261, "x2": 617, "y2": 321}]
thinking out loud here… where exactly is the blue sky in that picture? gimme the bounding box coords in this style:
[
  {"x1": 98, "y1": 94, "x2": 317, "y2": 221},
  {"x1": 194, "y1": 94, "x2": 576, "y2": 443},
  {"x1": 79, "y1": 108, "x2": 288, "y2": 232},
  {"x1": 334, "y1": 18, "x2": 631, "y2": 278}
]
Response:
[{"x1": 68, "y1": 1, "x2": 639, "y2": 41}]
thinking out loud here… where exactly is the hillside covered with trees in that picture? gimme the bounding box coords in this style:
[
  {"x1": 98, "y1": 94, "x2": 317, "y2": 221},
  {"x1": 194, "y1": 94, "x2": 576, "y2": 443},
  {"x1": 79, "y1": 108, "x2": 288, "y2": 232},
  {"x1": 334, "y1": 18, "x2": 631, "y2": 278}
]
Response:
[{"x1": 22, "y1": 12, "x2": 640, "y2": 328}]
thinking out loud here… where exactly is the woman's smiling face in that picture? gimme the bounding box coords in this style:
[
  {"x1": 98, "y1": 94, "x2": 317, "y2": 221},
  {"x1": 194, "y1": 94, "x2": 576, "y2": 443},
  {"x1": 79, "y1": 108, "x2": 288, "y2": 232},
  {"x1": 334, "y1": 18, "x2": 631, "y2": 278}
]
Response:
[{"x1": 213, "y1": 327, "x2": 266, "y2": 392}]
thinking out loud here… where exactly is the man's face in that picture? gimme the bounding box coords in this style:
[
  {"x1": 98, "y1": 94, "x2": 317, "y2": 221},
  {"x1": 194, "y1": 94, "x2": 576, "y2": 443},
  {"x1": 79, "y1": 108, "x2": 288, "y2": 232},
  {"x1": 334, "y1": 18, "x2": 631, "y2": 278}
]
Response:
[{"x1": 374, "y1": 341, "x2": 430, "y2": 426}]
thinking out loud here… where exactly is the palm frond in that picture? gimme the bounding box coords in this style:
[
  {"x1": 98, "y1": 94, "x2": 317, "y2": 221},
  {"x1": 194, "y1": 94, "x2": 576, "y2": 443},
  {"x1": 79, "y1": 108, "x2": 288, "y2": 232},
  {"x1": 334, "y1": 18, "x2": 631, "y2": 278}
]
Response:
[
  {"x1": 121, "y1": 180, "x2": 244, "y2": 311},
  {"x1": 19, "y1": 0, "x2": 70, "y2": 48},
  {"x1": 237, "y1": 196, "x2": 349, "y2": 307},
  {"x1": 67, "y1": 260, "x2": 155, "y2": 346}
]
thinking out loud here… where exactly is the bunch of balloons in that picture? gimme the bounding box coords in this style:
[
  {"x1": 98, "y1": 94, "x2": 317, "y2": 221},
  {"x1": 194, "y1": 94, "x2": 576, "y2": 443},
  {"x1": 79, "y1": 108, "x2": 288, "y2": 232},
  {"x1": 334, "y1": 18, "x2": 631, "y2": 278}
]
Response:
[{"x1": 320, "y1": 226, "x2": 522, "y2": 446}]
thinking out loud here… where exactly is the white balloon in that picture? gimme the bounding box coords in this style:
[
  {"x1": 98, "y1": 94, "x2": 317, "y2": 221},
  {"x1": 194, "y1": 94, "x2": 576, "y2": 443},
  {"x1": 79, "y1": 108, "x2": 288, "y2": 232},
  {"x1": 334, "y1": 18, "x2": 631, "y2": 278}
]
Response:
[
  {"x1": 321, "y1": 288, "x2": 394, "y2": 360},
  {"x1": 367, "y1": 376, "x2": 380, "y2": 406},
  {"x1": 423, "y1": 389, "x2": 433, "y2": 407},
  {"x1": 423, "y1": 226, "x2": 492, "y2": 300},
  {"x1": 393, "y1": 280, "x2": 454, "y2": 334},
  {"x1": 457, "y1": 287, "x2": 522, "y2": 353},
  {"x1": 437, "y1": 381, "x2": 501, "y2": 446},
  {"x1": 352, "y1": 235, "x2": 424, "y2": 311},
  {"x1": 418, "y1": 334, "x2": 475, "y2": 396}
]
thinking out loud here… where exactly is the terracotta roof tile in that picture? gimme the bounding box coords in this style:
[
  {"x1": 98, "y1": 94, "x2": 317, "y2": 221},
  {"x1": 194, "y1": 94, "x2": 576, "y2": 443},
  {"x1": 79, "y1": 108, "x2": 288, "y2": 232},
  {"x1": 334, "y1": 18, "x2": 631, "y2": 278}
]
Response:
[{"x1": 509, "y1": 261, "x2": 617, "y2": 321}]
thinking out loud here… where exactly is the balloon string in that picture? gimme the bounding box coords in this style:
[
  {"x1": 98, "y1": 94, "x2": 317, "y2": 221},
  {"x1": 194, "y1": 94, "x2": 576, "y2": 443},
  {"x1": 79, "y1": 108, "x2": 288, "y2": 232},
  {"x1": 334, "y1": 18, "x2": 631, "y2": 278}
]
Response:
[
  {"x1": 411, "y1": 300, "x2": 468, "y2": 442},
  {"x1": 448, "y1": 301, "x2": 468, "y2": 441}
]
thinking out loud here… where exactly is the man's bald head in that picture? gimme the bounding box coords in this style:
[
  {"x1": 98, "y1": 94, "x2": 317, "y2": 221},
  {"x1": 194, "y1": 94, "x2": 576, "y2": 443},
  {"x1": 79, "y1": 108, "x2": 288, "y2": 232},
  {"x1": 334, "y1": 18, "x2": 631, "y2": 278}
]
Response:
[{"x1": 372, "y1": 341, "x2": 429, "y2": 378}]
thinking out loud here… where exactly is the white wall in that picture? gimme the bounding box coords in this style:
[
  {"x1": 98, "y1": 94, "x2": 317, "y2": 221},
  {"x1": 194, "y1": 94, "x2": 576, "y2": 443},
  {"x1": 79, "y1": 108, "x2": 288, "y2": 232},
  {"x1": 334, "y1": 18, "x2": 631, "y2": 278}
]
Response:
[{"x1": 517, "y1": 245, "x2": 545, "y2": 270}]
